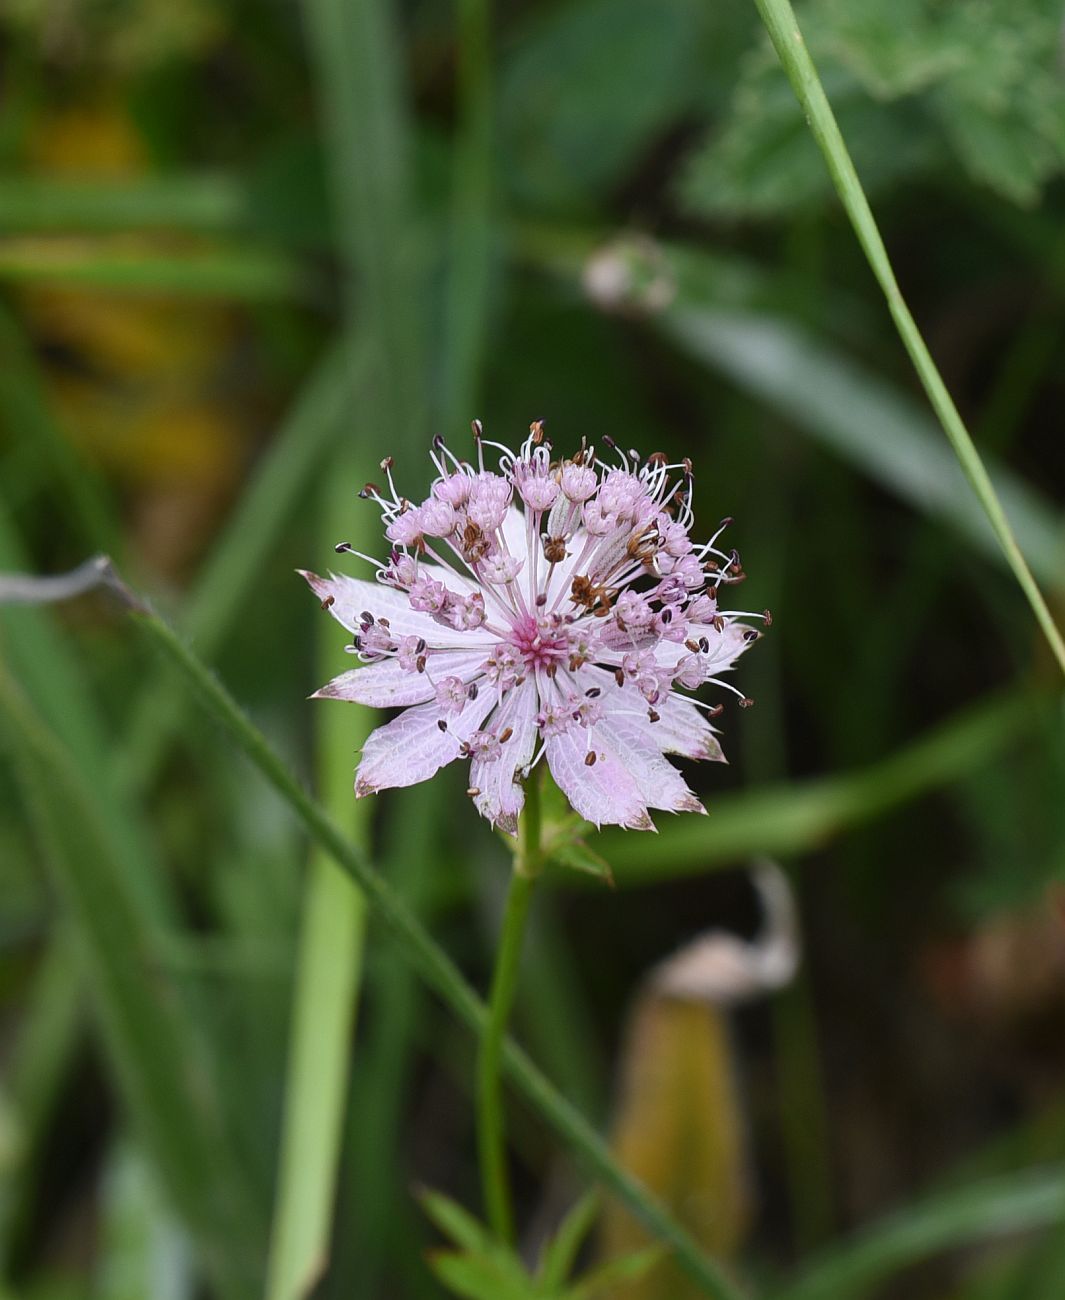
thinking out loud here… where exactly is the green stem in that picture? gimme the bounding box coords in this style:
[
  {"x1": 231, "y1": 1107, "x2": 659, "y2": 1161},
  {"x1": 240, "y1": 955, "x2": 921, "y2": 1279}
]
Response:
[
  {"x1": 477, "y1": 775, "x2": 542, "y2": 1242},
  {"x1": 752, "y1": 0, "x2": 1065, "y2": 680},
  {"x1": 132, "y1": 608, "x2": 743, "y2": 1300}
]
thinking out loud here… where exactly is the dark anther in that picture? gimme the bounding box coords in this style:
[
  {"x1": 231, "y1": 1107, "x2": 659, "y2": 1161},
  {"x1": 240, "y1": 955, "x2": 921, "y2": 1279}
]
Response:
[
  {"x1": 764, "y1": 609, "x2": 773, "y2": 627},
  {"x1": 699, "y1": 637, "x2": 710, "y2": 652},
  {"x1": 614, "y1": 668, "x2": 625, "y2": 688},
  {"x1": 380, "y1": 456, "x2": 394, "y2": 471},
  {"x1": 335, "y1": 541, "x2": 353, "y2": 553},
  {"x1": 648, "y1": 708, "x2": 660, "y2": 723},
  {"x1": 661, "y1": 608, "x2": 672, "y2": 623},
  {"x1": 437, "y1": 719, "x2": 448, "y2": 732},
  {"x1": 584, "y1": 751, "x2": 597, "y2": 767},
  {"x1": 360, "y1": 611, "x2": 374, "y2": 624},
  {"x1": 708, "y1": 703, "x2": 724, "y2": 717},
  {"x1": 415, "y1": 637, "x2": 426, "y2": 653},
  {"x1": 535, "y1": 592, "x2": 548, "y2": 607},
  {"x1": 433, "y1": 434, "x2": 445, "y2": 449},
  {"x1": 743, "y1": 629, "x2": 760, "y2": 643},
  {"x1": 739, "y1": 697, "x2": 754, "y2": 709},
  {"x1": 320, "y1": 595, "x2": 335, "y2": 611},
  {"x1": 585, "y1": 687, "x2": 601, "y2": 698},
  {"x1": 467, "y1": 682, "x2": 479, "y2": 700},
  {"x1": 498, "y1": 727, "x2": 513, "y2": 744},
  {"x1": 416, "y1": 655, "x2": 427, "y2": 672},
  {"x1": 720, "y1": 516, "x2": 734, "y2": 529}
]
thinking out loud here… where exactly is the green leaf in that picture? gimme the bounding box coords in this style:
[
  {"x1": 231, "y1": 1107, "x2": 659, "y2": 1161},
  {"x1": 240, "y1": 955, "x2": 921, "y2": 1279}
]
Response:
[
  {"x1": 547, "y1": 840, "x2": 614, "y2": 886},
  {"x1": 420, "y1": 1191, "x2": 504, "y2": 1260},
  {"x1": 428, "y1": 1251, "x2": 536, "y2": 1300},
  {"x1": 536, "y1": 1193, "x2": 600, "y2": 1290},
  {"x1": 569, "y1": 1246, "x2": 668, "y2": 1299},
  {"x1": 681, "y1": 53, "x2": 933, "y2": 219}
]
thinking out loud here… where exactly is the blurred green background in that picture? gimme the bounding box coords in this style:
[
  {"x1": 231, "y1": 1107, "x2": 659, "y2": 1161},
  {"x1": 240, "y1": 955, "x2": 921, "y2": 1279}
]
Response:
[{"x1": 1, "y1": 0, "x2": 1064, "y2": 1297}]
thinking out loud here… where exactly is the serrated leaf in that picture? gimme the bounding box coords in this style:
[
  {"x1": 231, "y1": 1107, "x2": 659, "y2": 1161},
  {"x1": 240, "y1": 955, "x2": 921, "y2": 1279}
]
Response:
[{"x1": 681, "y1": 55, "x2": 932, "y2": 219}]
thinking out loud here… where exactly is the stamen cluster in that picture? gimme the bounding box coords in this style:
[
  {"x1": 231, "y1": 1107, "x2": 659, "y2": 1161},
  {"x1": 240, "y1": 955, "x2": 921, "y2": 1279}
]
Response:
[{"x1": 303, "y1": 422, "x2": 766, "y2": 832}]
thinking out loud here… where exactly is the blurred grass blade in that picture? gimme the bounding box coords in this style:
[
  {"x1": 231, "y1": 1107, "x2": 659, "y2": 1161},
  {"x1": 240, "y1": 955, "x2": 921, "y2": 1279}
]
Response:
[
  {"x1": 0, "y1": 931, "x2": 82, "y2": 1265},
  {"x1": 0, "y1": 665, "x2": 265, "y2": 1300},
  {"x1": 753, "y1": 0, "x2": 1065, "y2": 675},
  {"x1": 303, "y1": 0, "x2": 424, "y2": 441},
  {"x1": 266, "y1": 0, "x2": 431, "y2": 1290},
  {"x1": 0, "y1": 238, "x2": 306, "y2": 299},
  {"x1": 264, "y1": 860, "x2": 366, "y2": 1300},
  {"x1": 661, "y1": 306, "x2": 1065, "y2": 591},
  {"x1": 602, "y1": 689, "x2": 1038, "y2": 880},
  {"x1": 0, "y1": 303, "x2": 120, "y2": 557},
  {"x1": 114, "y1": 336, "x2": 367, "y2": 793},
  {"x1": 264, "y1": 463, "x2": 375, "y2": 1300},
  {"x1": 442, "y1": 0, "x2": 495, "y2": 427},
  {"x1": 134, "y1": 606, "x2": 745, "y2": 1300},
  {"x1": 772, "y1": 1165, "x2": 1065, "y2": 1300},
  {"x1": 0, "y1": 176, "x2": 249, "y2": 234}
]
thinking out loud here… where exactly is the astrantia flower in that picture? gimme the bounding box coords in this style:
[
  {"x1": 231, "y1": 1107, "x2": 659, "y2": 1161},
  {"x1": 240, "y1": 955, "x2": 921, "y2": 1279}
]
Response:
[{"x1": 302, "y1": 423, "x2": 766, "y2": 833}]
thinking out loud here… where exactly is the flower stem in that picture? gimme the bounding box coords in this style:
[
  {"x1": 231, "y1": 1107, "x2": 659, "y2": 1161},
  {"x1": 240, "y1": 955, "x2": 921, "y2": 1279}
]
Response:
[
  {"x1": 477, "y1": 773, "x2": 542, "y2": 1242},
  {"x1": 752, "y1": 0, "x2": 1065, "y2": 680}
]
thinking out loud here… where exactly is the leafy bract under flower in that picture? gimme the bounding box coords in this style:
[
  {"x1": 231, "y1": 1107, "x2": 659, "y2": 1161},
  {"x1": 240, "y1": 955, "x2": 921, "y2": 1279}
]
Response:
[{"x1": 304, "y1": 425, "x2": 765, "y2": 833}]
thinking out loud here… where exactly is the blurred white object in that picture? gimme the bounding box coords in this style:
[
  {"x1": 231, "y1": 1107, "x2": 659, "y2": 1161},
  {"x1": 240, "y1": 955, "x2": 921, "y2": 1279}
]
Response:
[{"x1": 650, "y1": 861, "x2": 800, "y2": 1004}]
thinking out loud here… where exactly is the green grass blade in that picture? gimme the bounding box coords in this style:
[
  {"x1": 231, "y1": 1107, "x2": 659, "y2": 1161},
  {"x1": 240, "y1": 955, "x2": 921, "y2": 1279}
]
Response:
[
  {"x1": 753, "y1": 0, "x2": 1065, "y2": 675},
  {"x1": 601, "y1": 689, "x2": 1038, "y2": 880},
  {"x1": 0, "y1": 239, "x2": 306, "y2": 299},
  {"x1": 0, "y1": 666, "x2": 265, "y2": 1300},
  {"x1": 0, "y1": 176, "x2": 249, "y2": 233},
  {"x1": 0, "y1": 303, "x2": 120, "y2": 557},
  {"x1": 302, "y1": 0, "x2": 425, "y2": 441},
  {"x1": 264, "y1": 460, "x2": 375, "y2": 1300},
  {"x1": 113, "y1": 336, "x2": 368, "y2": 793},
  {"x1": 263, "y1": 861, "x2": 366, "y2": 1300},
  {"x1": 441, "y1": 0, "x2": 495, "y2": 428},
  {"x1": 772, "y1": 1165, "x2": 1065, "y2": 1300},
  {"x1": 134, "y1": 606, "x2": 745, "y2": 1300}
]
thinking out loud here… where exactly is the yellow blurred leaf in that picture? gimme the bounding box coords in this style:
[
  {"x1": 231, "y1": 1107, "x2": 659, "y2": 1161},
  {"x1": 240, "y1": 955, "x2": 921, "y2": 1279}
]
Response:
[{"x1": 599, "y1": 996, "x2": 751, "y2": 1300}]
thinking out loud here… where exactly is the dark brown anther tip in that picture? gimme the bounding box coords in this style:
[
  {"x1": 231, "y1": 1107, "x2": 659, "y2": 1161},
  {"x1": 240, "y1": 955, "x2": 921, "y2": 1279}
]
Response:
[{"x1": 584, "y1": 751, "x2": 597, "y2": 766}]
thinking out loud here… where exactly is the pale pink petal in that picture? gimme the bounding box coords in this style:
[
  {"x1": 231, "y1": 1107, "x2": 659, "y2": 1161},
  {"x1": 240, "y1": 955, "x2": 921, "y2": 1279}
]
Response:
[
  {"x1": 545, "y1": 726, "x2": 653, "y2": 830},
  {"x1": 654, "y1": 619, "x2": 753, "y2": 673},
  {"x1": 300, "y1": 570, "x2": 493, "y2": 647},
  {"x1": 355, "y1": 691, "x2": 496, "y2": 797},
  {"x1": 583, "y1": 666, "x2": 724, "y2": 762},
  {"x1": 597, "y1": 713, "x2": 705, "y2": 814},
  {"x1": 313, "y1": 651, "x2": 486, "y2": 707},
  {"x1": 652, "y1": 691, "x2": 726, "y2": 762},
  {"x1": 471, "y1": 681, "x2": 539, "y2": 834}
]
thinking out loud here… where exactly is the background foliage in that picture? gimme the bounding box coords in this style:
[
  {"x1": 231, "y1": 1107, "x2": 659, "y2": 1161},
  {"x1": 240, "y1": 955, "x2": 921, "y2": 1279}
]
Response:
[{"x1": 0, "y1": 0, "x2": 1063, "y2": 1297}]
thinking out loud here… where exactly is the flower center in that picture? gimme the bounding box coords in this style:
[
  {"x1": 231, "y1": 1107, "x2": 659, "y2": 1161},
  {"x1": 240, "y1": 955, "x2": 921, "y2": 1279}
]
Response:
[{"x1": 509, "y1": 614, "x2": 568, "y2": 671}]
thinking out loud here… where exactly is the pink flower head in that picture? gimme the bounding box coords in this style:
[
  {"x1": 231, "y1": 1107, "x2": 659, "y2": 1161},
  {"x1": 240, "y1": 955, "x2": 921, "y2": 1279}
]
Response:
[{"x1": 303, "y1": 428, "x2": 767, "y2": 833}]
